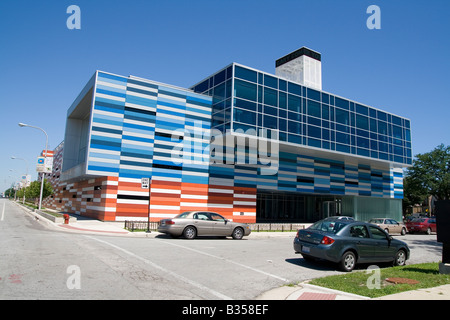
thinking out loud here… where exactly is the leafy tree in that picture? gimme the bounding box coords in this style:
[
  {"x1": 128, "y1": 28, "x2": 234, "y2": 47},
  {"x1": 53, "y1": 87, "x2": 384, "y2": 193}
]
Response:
[
  {"x1": 405, "y1": 144, "x2": 450, "y2": 202},
  {"x1": 26, "y1": 180, "x2": 54, "y2": 199}
]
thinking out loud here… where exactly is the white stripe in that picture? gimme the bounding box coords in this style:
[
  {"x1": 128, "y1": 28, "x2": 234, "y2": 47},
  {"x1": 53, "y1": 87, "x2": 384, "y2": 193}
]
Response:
[{"x1": 84, "y1": 236, "x2": 232, "y2": 300}]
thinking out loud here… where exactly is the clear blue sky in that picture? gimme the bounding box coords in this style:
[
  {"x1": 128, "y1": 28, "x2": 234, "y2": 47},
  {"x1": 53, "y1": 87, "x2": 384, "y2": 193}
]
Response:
[{"x1": 1, "y1": 0, "x2": 449, "y2": 192}]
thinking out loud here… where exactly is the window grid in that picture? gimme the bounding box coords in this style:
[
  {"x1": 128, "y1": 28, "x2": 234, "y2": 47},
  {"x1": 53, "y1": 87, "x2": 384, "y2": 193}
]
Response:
[{"x1": 192, "y1": 64, "x2": 412, "y2": 165}]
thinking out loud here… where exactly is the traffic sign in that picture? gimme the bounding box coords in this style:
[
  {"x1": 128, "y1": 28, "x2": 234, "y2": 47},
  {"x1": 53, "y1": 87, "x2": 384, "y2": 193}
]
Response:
[{"x1": 141, "y1": 178, "x2": 150, "y2": 189}]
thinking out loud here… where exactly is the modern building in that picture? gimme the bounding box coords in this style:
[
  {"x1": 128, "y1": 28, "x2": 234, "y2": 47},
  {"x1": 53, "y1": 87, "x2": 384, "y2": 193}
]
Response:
[{"x1": 44, "y1": 47, "x2": 412, "y2": 223}]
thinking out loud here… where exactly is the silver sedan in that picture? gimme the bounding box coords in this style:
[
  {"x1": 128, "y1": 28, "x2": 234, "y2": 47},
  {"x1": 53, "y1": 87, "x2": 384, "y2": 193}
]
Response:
[{"x1": 158, "y1": 211, "x2": 252, "y2": 240}]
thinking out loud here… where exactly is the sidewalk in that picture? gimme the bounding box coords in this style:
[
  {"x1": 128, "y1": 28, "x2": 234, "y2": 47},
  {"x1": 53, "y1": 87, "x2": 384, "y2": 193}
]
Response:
[{"x1": 256, "y1": 281, "x2": 450, "y2": 300}]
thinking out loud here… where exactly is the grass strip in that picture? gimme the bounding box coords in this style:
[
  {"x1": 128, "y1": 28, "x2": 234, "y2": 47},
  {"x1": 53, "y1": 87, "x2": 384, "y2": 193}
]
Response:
[{"x1": 309, "y1": 262, "x2": 450, "y2": 298}]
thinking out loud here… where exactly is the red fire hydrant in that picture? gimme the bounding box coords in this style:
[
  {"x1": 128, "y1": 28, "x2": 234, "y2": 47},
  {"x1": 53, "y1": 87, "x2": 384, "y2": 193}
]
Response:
[{"x1": 63, "y1": 214, "x2": 70, "y2": 225}]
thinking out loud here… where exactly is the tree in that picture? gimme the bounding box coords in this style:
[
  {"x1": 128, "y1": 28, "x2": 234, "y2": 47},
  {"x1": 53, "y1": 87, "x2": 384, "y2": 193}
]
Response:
[
  {"x1": 405, "y1": 144, "x2": 450, "y2": 202},
  {"x1": 25, "y1": 180, "x2": 54, "y2": 200}
]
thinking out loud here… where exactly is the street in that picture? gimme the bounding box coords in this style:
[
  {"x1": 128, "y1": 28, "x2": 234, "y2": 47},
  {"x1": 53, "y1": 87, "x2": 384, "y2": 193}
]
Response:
[{"x1": 0, "y1": 199, "x2": 443, "y2": 300}]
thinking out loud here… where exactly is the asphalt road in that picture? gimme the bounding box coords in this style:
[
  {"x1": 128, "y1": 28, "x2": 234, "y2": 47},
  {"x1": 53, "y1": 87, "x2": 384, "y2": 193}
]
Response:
[{"x1": 0, "y1": 199, "x2": 443, "y2": 300}]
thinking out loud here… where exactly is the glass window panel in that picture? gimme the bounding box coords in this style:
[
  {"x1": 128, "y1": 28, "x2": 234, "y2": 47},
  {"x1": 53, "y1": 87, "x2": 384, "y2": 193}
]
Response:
[
  {"x1": 234, "y1": 122, "x2": 256, "y2": 132},
  {"x1": 264, "y1": 106, "x2": 278, "y2": 117},
  {"x1": 392, "y1": 115, "x2": 402, "y2": 126},
  {"x1": 279, "y1": 109, "x2": 286, "y2": 119},
  {"x1": 279, "y1": 79, "x2": 287, "y2": 91},
  {"x1": 233, "y1": 108, "x2": 256, "y2": 125},
  {"x1": 307, "y1": 88, "x2": 321, "y2": 101},
  {"x1": 264, "y1": 115, "x2": 278, "y2": 129},
  {"x1": 335, "y1": 109, "x2": 349, "y2": 125},
  {"x1": 321, "y1": 93, "x2": 330, "y2": 104},
  {"x1": 336, "y1": 132, "x2": 350, "y2": 144},
  {"x1": 213, "y1": 70, "x2": 226, "y2": 86},
  {"x1": 394, "y1": 146, "x2": 403, "y2": 156},
  {"x1": 308, "y1": 138, "x2": 321, "y2": 148},
  {"x1": 379, "y1": 142, "x2": 388, "y2": 152},
  {"x1": 288, "y1": 94, "x2": 301, "y2": 112},
  {"x1": 377, "y1": 111, "x2": 387, "y2": 121},
  {"x1": 234, "y1": 79, "x2": 257, "y2": 101},
  {"x1": 393, "y1": 125, "x2": 403, "y2": 139},
  {"x1": 356, "y1": 104, "x2": 368, "y2": 115},
  {"x1": 288, "y1": 111, "x2": 301, "y2": 121},
  {"x1": 357, "y1": 148, "x2": 370, "y2": 157},
  {"x1": 357, "y1": 137, "x2": 370, "y2": 149},
  {"x1": 234, "y1": 98, "x2": 256, "y2": 111},
  {"x1": 336, "y1": 143, "x2": 350, "y2": 153},
  {"x1": 404, "y1": 119, "x2": 411, "y2": 129},
  {"x1": 264, "y1": 75, "x2": 278, "y2": 89},
  {"x1": 307, "y1": 100, "x2": 321, "y2": 118},
  {"x1": 288, "y1": 134, "x2": 302, "y2": 144},
  {"x1": 322, "y1": 105, "x2": 329, "y2": 120},
  {"x1": 308, "y1": 116, "x2": 321, "y2": 127},
  {"x1": 213, "y1": 82, "x2": 226, "y2": 103},
  {"x1": 335, "y1": 97, "x2": 349, "y2": 110},
  {"x1": 370, "y1": 118, "x2": 377, "y2": 132},
  {"x1": 288, "y1": 82, "x2": 302, "y2": 95},
  {"x1": 235, "y1": 66, "x2": 257, "y2": 82},
  {"x1": 308, "y1": 125, "x2": 321, "y2": 139},
  {"x1": 288, "y1": 121, "x2": 301, "y2": 134},
  {"x1": 264, "y1": 87, "x2": 277, "y2": 106},
  {"x1": 279, "y1": 92, "x2": 287, "y2": 109},
  {"x1": 405, "y1": 129, "x2": 411, "y2": 141},
  {"x1": 378, "y1": 121, "x2": 388, "y2": 135},
  {"x1": 356, "y1": 114, "x2": 369, "y2": 130},
  {"x1": 195, "y1": 80, "x2": 209, "y2": 93},
  {"x1": 279, "y1": 118, "x2": 287, "y2": 132}
]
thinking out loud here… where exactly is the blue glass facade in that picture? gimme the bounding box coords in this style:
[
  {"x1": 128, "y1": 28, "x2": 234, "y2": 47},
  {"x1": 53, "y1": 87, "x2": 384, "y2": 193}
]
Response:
[{"x1": 192, "y1": 63, "x2": 412, "y2": 166}]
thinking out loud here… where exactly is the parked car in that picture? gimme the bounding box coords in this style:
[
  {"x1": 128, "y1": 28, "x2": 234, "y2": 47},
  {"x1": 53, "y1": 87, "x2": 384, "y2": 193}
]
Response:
[
  {"x1": 405, "y1": 217, "x2": 436, "y2": 234},
  {"x1": 325, "y1": 216, "x2": 354, "y2": 221},
  {"x1": 293, "y1": 218, "x2": 410, "y2": 272},
  {"x1": 368, "y1": 218, "x2": 407, "y2": 235},
  {"x1": 158, "y1": 211, "x2": 251, "y2": 239}
]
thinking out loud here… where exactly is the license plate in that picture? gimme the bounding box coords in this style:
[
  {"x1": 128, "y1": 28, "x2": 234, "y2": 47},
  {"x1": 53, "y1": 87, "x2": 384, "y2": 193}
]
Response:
[{"x1": 302, "y1": 246, "x2": 310, "y2": 253}]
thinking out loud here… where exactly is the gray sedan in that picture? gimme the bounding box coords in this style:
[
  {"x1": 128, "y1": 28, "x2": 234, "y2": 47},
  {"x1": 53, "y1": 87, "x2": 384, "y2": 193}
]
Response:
[
  {"x1": 293, "y1": 218, "x2": 410, "y2": 272},
  {"x1": 158, "y1": 211, "x2": 252, "y2": 240}
]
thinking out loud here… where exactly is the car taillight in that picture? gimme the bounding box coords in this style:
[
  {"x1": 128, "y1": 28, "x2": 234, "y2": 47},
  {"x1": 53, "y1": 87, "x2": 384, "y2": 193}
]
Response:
[
  {"x1": 165, "y1": 220, "x2": 175, "y2": 225},
  {"x1": 321, "y1": 236, "x2": 335, "y2": 245}
]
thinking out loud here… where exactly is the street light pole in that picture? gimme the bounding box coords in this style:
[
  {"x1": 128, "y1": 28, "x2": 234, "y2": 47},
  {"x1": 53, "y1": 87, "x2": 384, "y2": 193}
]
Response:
[{"x1": 18, "y1": 123, "x2": 48, "y2": 210}]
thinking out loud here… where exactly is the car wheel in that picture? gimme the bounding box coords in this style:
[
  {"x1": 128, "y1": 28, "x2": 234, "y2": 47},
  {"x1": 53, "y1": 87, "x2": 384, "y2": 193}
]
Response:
[
  {"x1": 426, "y1": 227, "x2": 432, "y2": 235},
  {"x1": 401, "y1": 227, "x2": 406, "y2": 235},
  {"x1": 183, "y1": 226, "x2": 197, "y2": 239},
  {"x1": 232, "y1": 227, "x2": 244, "y2": 240},
  {"x1": 339, "y1": 251, "x2": 356, "y2": 272},
  {"x1": 393, "y1": 250, "x2": 407, "y2": 266}
]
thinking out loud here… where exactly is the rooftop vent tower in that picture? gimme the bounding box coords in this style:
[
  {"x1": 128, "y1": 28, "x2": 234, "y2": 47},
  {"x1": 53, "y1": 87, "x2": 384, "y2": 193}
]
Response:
[{"x1": 275, "y1": 47, "x2": 322, "y2": 90}]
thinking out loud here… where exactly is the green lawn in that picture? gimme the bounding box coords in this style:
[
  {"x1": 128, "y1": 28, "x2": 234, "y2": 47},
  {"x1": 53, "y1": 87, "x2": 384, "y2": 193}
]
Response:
[{"x1": 309, "y1": 262, "x2": 450, "y2": 298}]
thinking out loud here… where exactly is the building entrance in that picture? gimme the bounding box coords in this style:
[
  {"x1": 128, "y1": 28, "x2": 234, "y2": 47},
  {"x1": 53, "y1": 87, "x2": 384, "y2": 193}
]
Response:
[{"x1": 256, "y1": 191, "x2": 342, "y2": 222}]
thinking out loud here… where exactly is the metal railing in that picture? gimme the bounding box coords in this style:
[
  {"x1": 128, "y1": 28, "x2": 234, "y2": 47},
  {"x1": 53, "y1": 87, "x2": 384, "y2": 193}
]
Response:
[
  {"x1": 124, "y1": 220, "x2": 309, "y2": 232},
  {"x1": 124, "y1": 220, "x2": 159, "y2": 232}
]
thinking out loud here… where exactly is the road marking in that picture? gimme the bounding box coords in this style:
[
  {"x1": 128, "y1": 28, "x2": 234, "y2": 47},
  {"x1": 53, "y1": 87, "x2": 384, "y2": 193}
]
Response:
[
  {"x1": 84, "y1": 235, "x2": 232, "y2": 300},
  {"x1": 1, "y1": 202, "x2": 5, "y2": 221},
  {"x1": 158, "y1": 239, "x2": 289, "y2": 283}
]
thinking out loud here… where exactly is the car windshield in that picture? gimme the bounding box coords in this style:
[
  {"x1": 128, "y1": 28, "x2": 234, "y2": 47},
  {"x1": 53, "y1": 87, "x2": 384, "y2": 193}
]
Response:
[
  {"x1": 309, "y1": 220, "x2": 347, "y2": 234},
  {"x1": 369, "y1": 219, "x2": 384, "y2": 224},
  {"x1": 174, "y1": 212, "x2": 191, "y2": 219}
]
